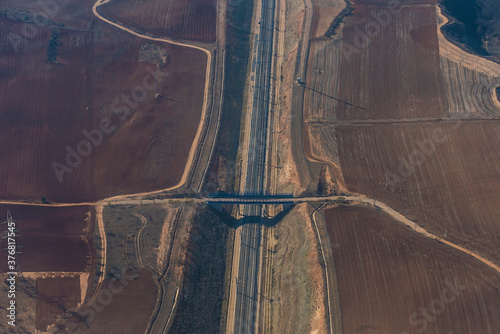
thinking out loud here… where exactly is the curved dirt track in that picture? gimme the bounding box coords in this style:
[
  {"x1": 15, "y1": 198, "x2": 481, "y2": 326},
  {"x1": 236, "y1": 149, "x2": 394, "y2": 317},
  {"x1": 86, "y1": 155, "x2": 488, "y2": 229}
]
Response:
[
  {"x1": 93, "y1": 0, "x2": 213, "y2": 200},
  {"x1": 4, "y1": 3, "x2": 500, "y2": 332},
  {"x1": 132, "y1": 213, "x2": 148, "y2": 268},
  {"x1": 311, "y1": 202, "x2": 336, "y2": 334},
  {"x1": 1, "y1": 195, "x2": 499, "y2": 277},
  {"x1": 344, "y1": 196, "x2": 500, "y2": 275}
]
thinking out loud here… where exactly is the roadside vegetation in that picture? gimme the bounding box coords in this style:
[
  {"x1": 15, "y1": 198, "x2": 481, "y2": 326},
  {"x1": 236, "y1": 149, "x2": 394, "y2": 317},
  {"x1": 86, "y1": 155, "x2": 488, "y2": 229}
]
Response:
[
  {"x1": 203, "y1": 0, "x2": 254, "y2": 194},
  {"x1": 168, "y1": 208, "x2": 231, "y2": 333}
]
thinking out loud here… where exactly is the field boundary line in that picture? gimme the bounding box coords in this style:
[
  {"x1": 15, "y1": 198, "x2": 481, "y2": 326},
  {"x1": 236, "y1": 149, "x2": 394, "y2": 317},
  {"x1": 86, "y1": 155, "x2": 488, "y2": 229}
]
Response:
[
  {"x1": 0, "y1": 0, "x2": 216, "y2": 207},
  {"x1": 132, "y1": 213, "x2": 147, "y2": 268},
  {"x1": 92, "y1": 0, "x2": 213, "y2": 202},
  {"x1": 163, "y1": 287, "x2": 180, "y2": 333},
  {"x1": 0, "y1": 201, "x2": 95, "y2": 207},
  {"x1": 311, "y1": 202, "x2": 334, "y2": 334},
  {"x1": 349, "y1": 196, "x2": 500, "y2": 275},
  {"x1": 83, "y1": 205, "x2": 107, "y2": 307}
]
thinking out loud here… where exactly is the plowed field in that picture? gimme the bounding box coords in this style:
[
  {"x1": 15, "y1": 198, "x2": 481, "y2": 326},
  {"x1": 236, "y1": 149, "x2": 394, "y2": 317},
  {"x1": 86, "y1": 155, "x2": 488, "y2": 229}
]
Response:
[
  {"x1": 0, "y1": 205, "x2": 93, "y2": 272},
  {"x1": 325, "y1": 206, "x2": 500, "y2": 333},
  {"x1": 0, "y1": 17, "x2": 206, "y2": 202},
  {"x1": 99, "y1": 0, "x2": 216, "y2": 42}
]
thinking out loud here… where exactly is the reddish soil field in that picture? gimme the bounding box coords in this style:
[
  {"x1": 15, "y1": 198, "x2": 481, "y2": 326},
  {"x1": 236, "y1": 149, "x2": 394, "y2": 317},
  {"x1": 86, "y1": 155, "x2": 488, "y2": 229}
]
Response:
[
  {"x1": 0, "y1": 205, "x2": 93, "y2": 272},
  {"x1": 337, "y1": 121, "x2": 500, "y2": 266},
  {"x1": 36, "y1": 276, "x2": 81, "y2": 331},
  {"x1": 336, "y1": 5, "x2": 447, "y2": 119},
  {"x1": 57, "y1": 269, "x2": 157, "y2": 333},
  {"x1": 324, "y1": 206, "x2": 500, "y2": 333},
  {"x1": 99, "y1": 0, "x2": 216, "y2": 42},
  {"x1": 0, "y1": 16, "x2": 206, "y2": 202}
]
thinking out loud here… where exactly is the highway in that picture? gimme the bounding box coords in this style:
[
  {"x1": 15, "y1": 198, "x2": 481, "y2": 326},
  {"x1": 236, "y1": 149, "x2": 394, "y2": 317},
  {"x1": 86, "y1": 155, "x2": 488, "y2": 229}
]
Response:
[{"x1": 233, "y1": 0, "x2": 277, "y2": 332}]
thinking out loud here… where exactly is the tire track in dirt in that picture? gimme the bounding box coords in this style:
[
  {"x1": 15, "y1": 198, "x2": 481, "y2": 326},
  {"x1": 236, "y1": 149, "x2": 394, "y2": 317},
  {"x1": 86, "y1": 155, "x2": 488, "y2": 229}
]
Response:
[
  {"x1": 348, "y1": 196, "x2": 500, "y2": 275},
  {"x1": 132, "y1": 213, "x2": 148, "y2": 268}
]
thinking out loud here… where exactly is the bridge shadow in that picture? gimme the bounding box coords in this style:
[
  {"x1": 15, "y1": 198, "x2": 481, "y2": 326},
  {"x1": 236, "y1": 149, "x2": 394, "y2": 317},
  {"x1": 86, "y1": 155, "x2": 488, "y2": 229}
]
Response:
[{"x1": 206, "y1": 203, "x2": 295, "y2": 228}]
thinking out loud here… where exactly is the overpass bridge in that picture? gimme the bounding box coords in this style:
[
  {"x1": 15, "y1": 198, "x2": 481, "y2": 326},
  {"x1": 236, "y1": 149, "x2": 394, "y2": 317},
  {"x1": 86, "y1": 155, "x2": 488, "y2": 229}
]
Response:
[
  {"x1": 205, "y1": 193, "x2": 295, "y2": 204},
  {"x1": 205, "y1": 193, "x2": 296, "y2": 218},
  {"x1": 101, "y1": 194, "x2": 350, "y2": 207}
]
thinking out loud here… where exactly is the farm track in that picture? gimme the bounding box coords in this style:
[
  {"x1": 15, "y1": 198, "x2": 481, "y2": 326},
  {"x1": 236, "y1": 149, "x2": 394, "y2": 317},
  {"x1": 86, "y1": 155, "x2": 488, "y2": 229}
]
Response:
[
  {"x1": 301, "y1": 3, "x2": 500, "y2": 322},
  {"x1": 121, "y1": 224, "x2": 136, "y2": 267},
  {"x1": 163, "y1": 287, "x2": 180, "y2": 333},
  {"x1": 4, "y1": 195, "x2": 499, "y2": 276},
  {"x1": 91, "y1": 0, "x2": 214, "y2": 202},
  {"x1": 306, "y1": 115, "x2": 500, "y2": 125},
  {"x1": 2, "y1": 0, "x2": 216, "y2": 315},
  {"x1": 1, "y1": 0, "x2": 218, "y2": 331},
  {"x1": 83, "y1": 205, "x2": 106, "y2": 307},
  {"x1": 99, "y1": 0, "x2": 216, "y2": 42},
  {"x1": 6, "y1": 0, "x2": 500, "y2": 331},
  {"x1": 132, "y1": 213, "x2": 148, "y2": 268},
  {"x1": 310, "y1": 202, "x2": 335, "y2": 334},
  {"x1": 323, "y1": 205, "x2": 500, "y2": 333},
  {"x1": 146, "y1": 208, "x2": 184, "y2": 334}
]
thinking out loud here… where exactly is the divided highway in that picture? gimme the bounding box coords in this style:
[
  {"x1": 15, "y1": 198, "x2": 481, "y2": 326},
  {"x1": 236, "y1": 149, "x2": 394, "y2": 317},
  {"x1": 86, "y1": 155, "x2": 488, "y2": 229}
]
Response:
[{"x1": 232, "y1": 0, "x2": 277, "y2": 332}]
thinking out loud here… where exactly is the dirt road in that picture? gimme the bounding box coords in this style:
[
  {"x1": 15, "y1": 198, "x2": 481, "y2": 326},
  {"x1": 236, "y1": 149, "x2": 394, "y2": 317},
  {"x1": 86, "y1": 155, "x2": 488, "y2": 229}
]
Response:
[{"x1": 92, "y1": 0, "x2": 214, "y2": 199}]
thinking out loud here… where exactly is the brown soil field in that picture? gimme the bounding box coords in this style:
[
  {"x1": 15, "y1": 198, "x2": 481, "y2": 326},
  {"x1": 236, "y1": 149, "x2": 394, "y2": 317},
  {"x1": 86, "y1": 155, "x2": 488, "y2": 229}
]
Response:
[
  {"x1": 324, "y1": 206, "x2": 500, "y2": 333},
  {"x1": 0, "y1": 0, "x2": 95, "y2": 30},
  {"x1": 441, "y1": 57, "x2": 500, "y2": 116},
  {"x1": 99, "y1": 0, "x2": 216, "y2": 42},
  {"x1": 303, "y1": 38, "x2": 343, "y2": 122},
  {"x1": 337, "y1": 121, "x2": 500, "y2": 266},
  {"x1": 58, "y1": 269, "x2": 157, "y2": 333},
  {"x1": 336, "y1": 5, "x2": 447, "y2": 120},
  {"x1": 0, "y1": 205, "x2": 93, "y2": 272},
  {"x1": 0, "y1": 16, "x2": 206, "y2": 202},
  {"x1": 36, "y1": 276, "x2": 81, "y2": 331}
]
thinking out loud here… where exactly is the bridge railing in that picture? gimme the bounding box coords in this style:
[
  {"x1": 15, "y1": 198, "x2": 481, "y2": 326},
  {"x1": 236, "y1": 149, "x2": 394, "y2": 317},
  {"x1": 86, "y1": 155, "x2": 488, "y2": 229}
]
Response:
[{"x1": 206, "y1": 192, "x2": 294, "y2": 199}]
